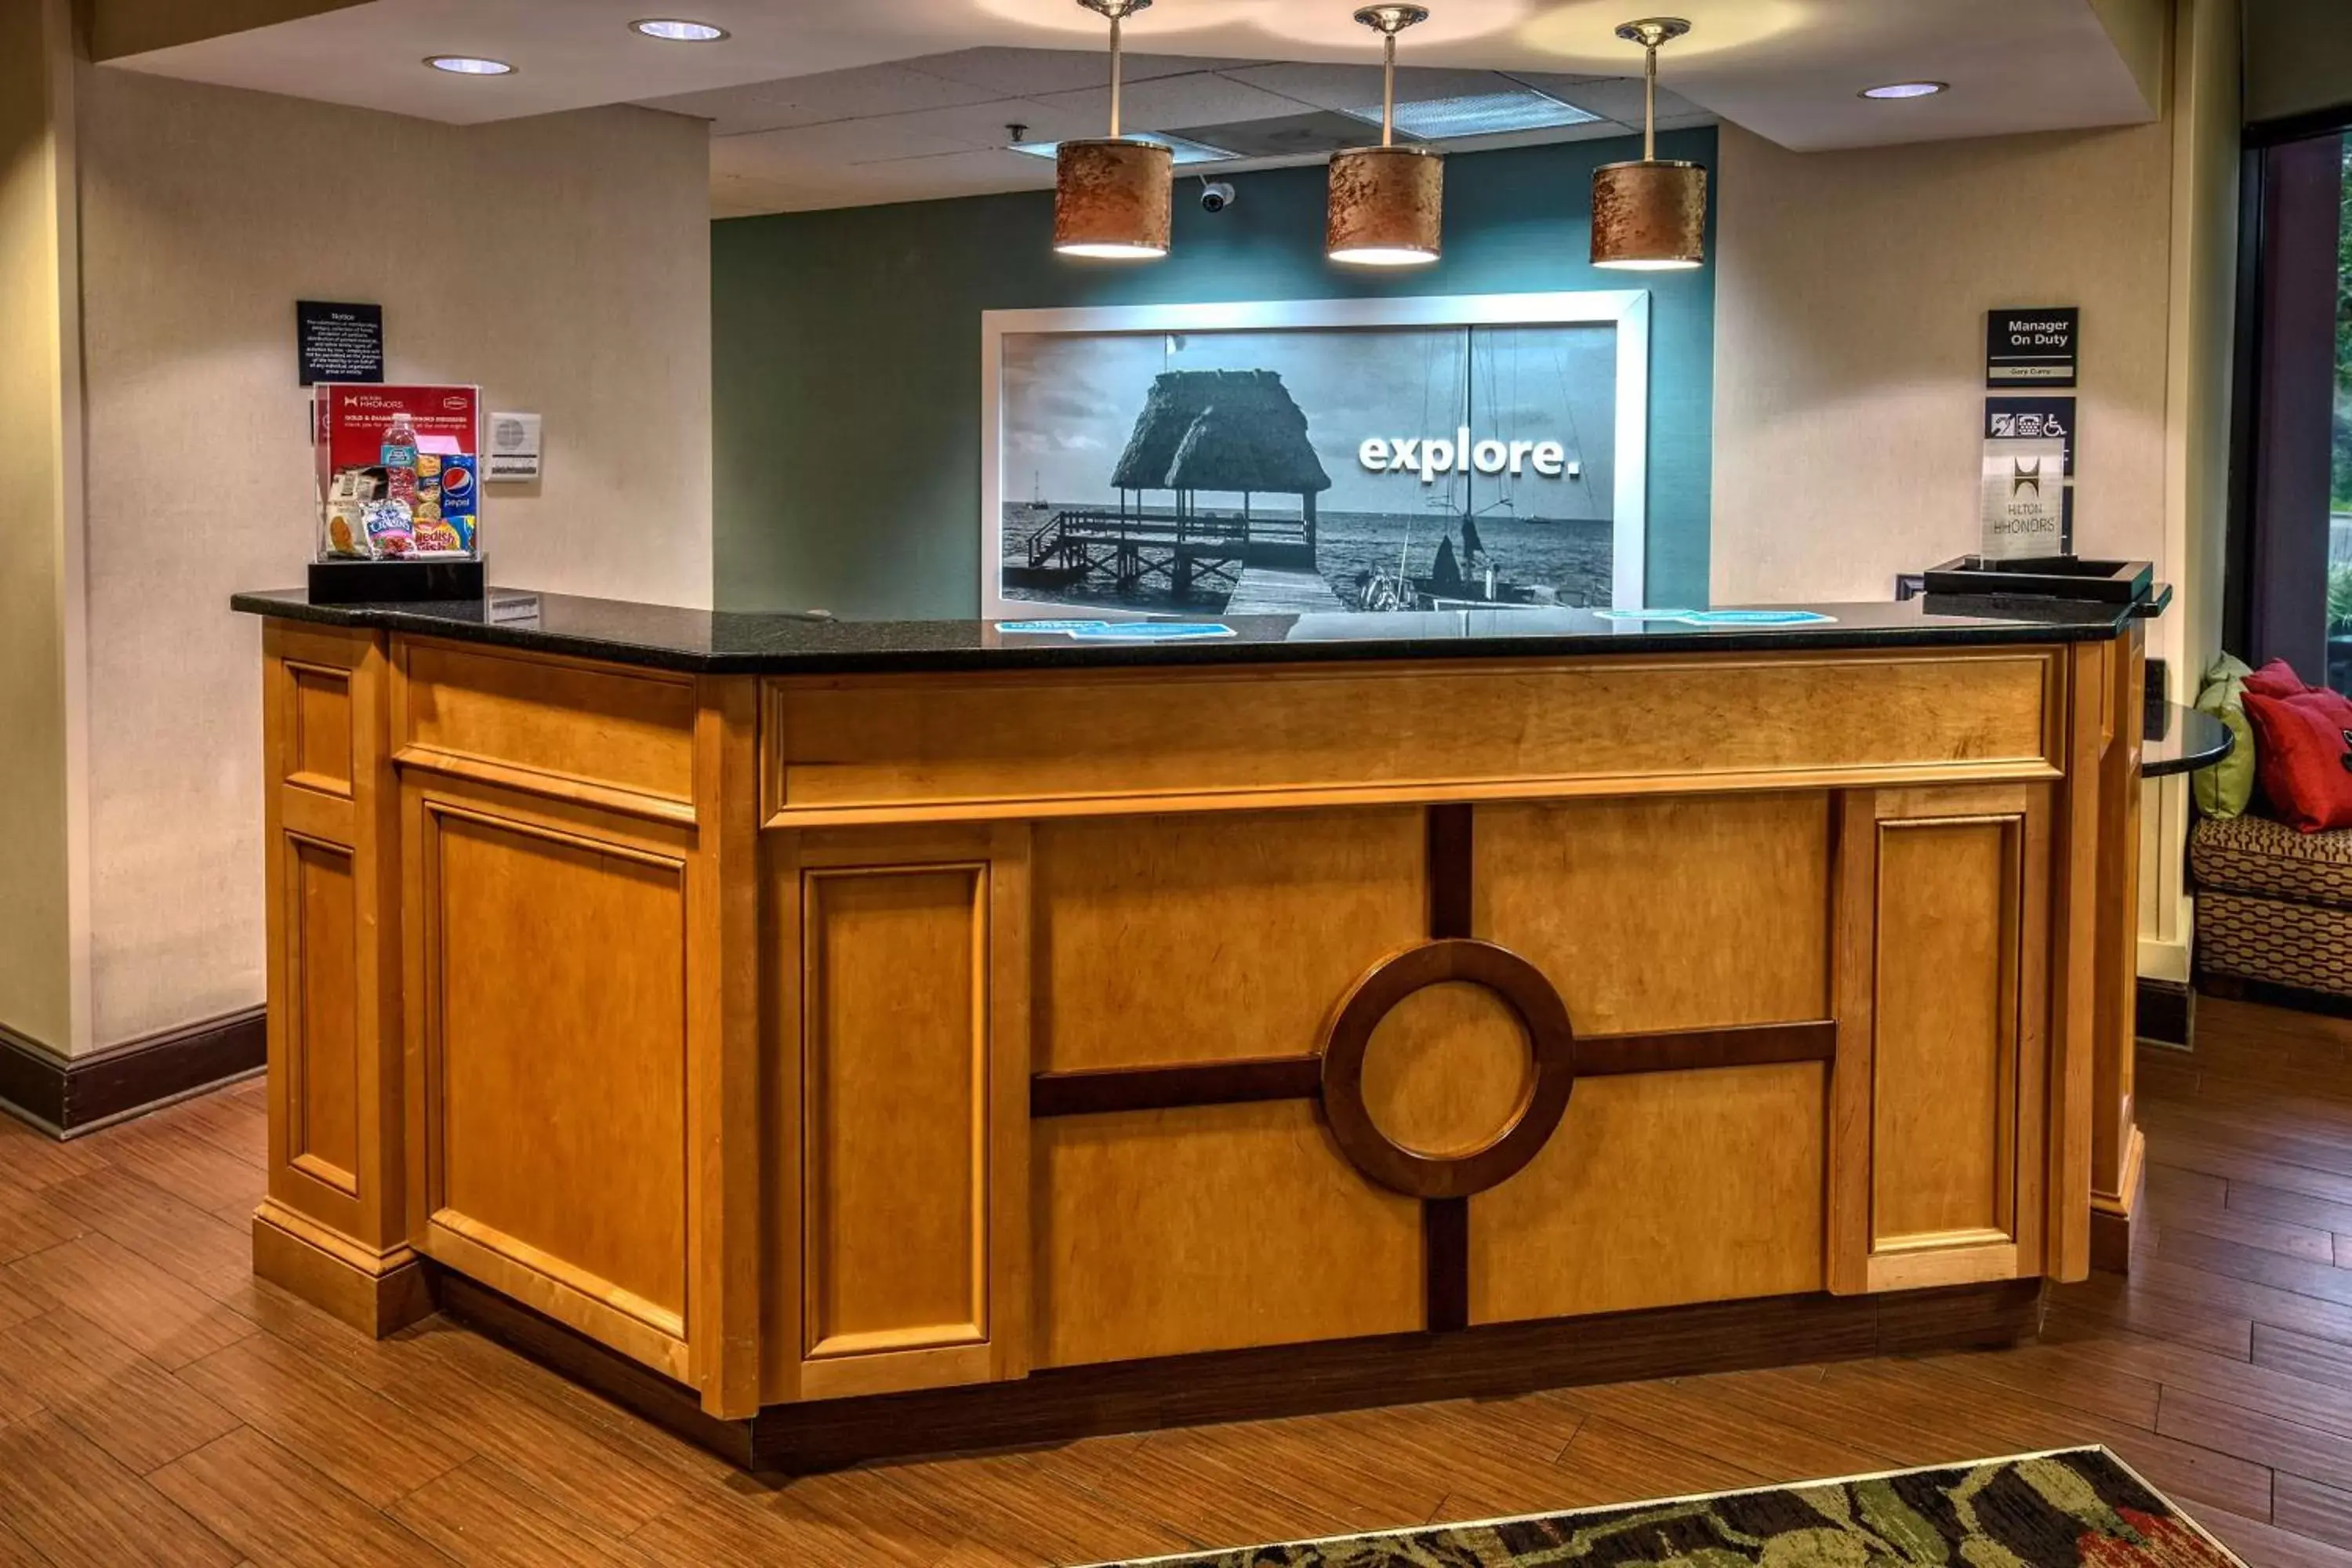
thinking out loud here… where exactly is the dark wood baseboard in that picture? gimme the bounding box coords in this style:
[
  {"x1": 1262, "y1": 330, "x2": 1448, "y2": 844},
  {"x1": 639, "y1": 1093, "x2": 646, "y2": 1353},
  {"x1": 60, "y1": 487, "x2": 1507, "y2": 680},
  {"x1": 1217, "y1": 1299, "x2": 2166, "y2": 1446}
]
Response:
[
  {"x1": 2198, "y1": 972, "x2": 2352, "y2": 1022},
  {"x1": 0, "y1": 1007, "x2": 265, "y2": 1138},
  {"x1": 2135, "y1": 977, "x2": 2192, "y2": 1048},
  {"x1": 439, "y1": 1272, "x2": 2043, "y2": 1477}
]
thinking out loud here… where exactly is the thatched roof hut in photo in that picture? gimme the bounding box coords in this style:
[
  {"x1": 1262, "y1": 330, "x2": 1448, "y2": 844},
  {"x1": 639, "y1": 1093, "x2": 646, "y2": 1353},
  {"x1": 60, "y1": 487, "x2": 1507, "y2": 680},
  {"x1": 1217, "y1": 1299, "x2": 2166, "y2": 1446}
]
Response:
[{"x1": 1110, "y1": 371, "x2": 1332, "y2": 530}]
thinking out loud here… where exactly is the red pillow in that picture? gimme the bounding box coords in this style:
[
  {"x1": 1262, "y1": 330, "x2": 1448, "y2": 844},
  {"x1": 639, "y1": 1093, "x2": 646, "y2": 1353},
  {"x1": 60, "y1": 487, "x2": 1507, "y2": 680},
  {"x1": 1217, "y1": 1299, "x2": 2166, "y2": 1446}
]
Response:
[
  {"x1": 2243, "y1": 685, "x2": 2352, "y2": 832},
  {"x1": 2244, "y1": 658, "x2": 2309, "y2": 699}
]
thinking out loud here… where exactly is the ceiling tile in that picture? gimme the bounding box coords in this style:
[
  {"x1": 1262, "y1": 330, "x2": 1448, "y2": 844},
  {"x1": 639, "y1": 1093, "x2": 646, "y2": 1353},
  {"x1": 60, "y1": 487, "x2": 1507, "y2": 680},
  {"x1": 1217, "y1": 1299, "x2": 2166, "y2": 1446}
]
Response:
[
  {"x1": 879, "y1": 95, "x2": 1105, "y2": 151},
  {"x1": 905, "y1": 46, "x2": 1269, "y2": 97},
  {"x1": 1528, "y1": 78, "x2": 1706, "y2": 125},
  {"x1": 714, "y1": 118, "x2": 982, "y2": 169},
  {"x1": 642, "y1": 60, "x2": 1008, "y2": 136},
  {"x1": 1029, "y1": 70, "x2": 1315, "y2": 131},
  {"x1": 1220, "y1": 62, "x2": 1515, "y2": 114}
]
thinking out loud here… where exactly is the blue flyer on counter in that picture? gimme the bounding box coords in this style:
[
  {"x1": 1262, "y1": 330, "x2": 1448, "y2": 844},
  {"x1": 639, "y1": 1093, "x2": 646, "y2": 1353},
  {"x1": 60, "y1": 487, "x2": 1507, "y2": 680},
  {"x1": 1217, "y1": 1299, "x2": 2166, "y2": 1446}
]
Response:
[
  {"x1": 996, "y1": 619, "x2": 1112, "y2": 633},
  {"x1": 1680, "y1": 609, "x2": 1837, "y2": 626},
  {"x1": 1595, "y1": 608, "x2": 1837, "y2": 628},
  {"x1": 1067, "y1": 622, "x2": 1237, "y2": 642}
]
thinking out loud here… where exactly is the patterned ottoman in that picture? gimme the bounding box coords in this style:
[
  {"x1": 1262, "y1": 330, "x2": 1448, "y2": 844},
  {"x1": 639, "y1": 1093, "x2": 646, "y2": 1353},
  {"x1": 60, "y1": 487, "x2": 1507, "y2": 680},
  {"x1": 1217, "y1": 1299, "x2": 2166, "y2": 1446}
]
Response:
[{"x1": 2191, "y1": 813, "x2": 2352, "y2": 1000}]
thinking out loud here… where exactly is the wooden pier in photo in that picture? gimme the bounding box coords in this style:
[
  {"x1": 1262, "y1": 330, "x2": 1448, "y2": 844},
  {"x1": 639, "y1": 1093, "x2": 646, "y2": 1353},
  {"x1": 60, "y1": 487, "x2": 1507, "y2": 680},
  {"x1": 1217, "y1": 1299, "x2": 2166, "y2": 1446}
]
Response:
[
  {"x1": 1226, "y1": 566, "x2": 1345, "y2": 615},
  {"x1": 1021, "y1": 508, "x2": 1316, "y2": 599}
]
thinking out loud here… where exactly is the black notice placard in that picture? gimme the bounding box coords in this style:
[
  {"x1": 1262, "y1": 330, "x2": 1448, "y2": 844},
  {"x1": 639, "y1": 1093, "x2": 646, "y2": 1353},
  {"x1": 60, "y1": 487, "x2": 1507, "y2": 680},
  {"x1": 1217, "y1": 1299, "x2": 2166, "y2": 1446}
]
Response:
[
  {"x1": 1987, "y1": 306, "x2": 2078, "y2": 388},
  {"x1": 298, "y1": 300, "x2": 383, "y2": 387}
]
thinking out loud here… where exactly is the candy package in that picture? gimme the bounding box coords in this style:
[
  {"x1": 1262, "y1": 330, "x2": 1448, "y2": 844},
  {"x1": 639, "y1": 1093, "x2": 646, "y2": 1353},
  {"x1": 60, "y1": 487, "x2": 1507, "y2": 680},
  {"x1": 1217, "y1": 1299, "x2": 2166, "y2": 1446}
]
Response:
[
  {"x1": 363, "y1": 497, "x2": 416, "y2": 557},
  {"x1": 320, "y1": 470, "x2": 373, "y2": 560}
]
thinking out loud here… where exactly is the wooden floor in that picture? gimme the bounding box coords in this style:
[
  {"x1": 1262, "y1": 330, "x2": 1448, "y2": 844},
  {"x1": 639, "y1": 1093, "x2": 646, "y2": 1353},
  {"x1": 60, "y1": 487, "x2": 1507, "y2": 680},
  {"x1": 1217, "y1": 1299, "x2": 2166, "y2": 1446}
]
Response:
[{"x1": 7, "y1": 1000, "x2": 2352, "y2": 1565}]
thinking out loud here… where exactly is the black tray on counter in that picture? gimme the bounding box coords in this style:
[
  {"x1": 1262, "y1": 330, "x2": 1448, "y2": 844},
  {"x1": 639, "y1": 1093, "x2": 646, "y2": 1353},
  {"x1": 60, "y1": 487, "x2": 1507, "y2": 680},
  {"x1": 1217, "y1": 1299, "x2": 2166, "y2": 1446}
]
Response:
[
  {"x1": 307, "y1": 558, "x2": 485, "y2": 605},
  {"x1": 1921, "y1": 557, "x2": 2154, "y2": 604}
]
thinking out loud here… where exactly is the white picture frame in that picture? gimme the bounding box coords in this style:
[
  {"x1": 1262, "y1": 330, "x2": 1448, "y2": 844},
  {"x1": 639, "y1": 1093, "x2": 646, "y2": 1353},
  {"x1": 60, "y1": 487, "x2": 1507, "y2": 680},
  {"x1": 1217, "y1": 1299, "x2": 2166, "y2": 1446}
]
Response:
[{"x1": 980, "y1": 289, "x2": 1652, "y2": 619}]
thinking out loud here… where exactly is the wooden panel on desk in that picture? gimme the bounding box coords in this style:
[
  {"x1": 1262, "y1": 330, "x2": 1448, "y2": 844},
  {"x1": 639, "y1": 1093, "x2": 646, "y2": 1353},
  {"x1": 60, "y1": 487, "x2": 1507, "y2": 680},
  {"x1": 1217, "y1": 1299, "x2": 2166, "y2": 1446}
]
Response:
[
  {"x1": 763, "y1": 652, "x2": 2057, "y2": 821},
  {"x1": 418, "y1": 793, "x2": 690, "y2": 1362},
  {"x1": 1034, "y1": 810, "x2": 1424, "y2": 1073},
  {"x1": 1868, "y1": 801, "x2": 2027, "y2": 1255},
  {"x1": 766, "y1": 825, "x2": 1030, "y2": 1403},
  {"x1": 284, "y1": 837, "x2": 360, "y2": 1197},
  {"x1": 1469, "y1": 1065, "x2": 1826, "y2": 1323},
  {"x1": 1475, "y1": 793, "x2": 1831, "y2": 1034},
  {"x1": 1035, "y1": 1101, "x2": 1422, "y2": 1367},
  {"x1": 2092, "y1": 626, "x2": 2146, "y2": 1214},
  {"x1": 397, "y1": 640, "x2": 696, "y2": 817},
  {"x1": 801, "y1": 866, "x2": 988, "y2": 1364},
  {"x1": 285, "y1": 663, "x2": 354, "y2": 797},
  {"x1": 260, "y1": 621, "x2": 415, "y2": 1335},
  {"x1": 1360, "y1": 982, "x2": 1534, "y2": 1158}
]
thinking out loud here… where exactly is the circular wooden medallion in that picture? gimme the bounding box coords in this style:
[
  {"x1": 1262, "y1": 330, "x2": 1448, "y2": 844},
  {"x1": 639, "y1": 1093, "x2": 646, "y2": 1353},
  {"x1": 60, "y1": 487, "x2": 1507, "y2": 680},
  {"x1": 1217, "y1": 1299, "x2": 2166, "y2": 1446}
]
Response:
[{"x1": 1319, "y1": 939, "x2": 1577, "y2": 1199}]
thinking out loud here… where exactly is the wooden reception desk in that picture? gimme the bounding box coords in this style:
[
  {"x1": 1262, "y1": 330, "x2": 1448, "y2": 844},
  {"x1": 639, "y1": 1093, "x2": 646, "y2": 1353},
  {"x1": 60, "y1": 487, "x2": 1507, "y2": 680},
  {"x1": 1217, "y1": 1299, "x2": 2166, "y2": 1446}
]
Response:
[{"x1": 232, "y1": 588, "x2": 2150, "y2": 1469}]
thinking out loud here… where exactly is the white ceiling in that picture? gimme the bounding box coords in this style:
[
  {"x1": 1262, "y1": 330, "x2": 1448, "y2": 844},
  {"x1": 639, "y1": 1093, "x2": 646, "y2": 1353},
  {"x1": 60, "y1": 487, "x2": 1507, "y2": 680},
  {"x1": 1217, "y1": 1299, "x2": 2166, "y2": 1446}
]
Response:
[
  {"x1": 105, "y1": 0, "x2": 2161, "y2": 216},
  {"x1": 666, "y1": 49, "x2": 1711, "y2": 215}
]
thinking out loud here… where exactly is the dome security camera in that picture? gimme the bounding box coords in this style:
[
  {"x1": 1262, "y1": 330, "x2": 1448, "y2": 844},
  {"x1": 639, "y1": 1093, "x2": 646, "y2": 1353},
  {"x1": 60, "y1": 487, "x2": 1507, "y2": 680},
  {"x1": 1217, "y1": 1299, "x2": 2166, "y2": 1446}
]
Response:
[{"x1": 1200, "y1": 180, "x2": 1236, "y2": 214}]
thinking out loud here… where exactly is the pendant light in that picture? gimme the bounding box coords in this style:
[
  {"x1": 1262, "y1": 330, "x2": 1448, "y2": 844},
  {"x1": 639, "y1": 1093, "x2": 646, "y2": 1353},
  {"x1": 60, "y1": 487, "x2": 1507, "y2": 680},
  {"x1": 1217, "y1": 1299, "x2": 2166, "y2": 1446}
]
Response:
[
  {"x1": 1327, "y1": 5, "x2": 1442, "y2": 267},
  {"x1": 1054, "y1": 0, "x2": 1172, "y2": 260},
  {"x1": 1590, "y1": 17, "x2": 1707, "y2": 270}
]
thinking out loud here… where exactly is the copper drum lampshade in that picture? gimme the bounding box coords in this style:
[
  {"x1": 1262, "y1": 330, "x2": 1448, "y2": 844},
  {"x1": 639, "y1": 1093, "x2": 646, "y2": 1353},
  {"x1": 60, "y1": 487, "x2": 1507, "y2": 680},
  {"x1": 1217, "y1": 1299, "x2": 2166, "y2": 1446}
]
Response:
[
  {"x1": 1056, "y1": 136, "x2": 1174, "y2": 258},
  {"x1": 1327, "y1": 5, "x2": 1442, "y2": 267},
  {"x1": 1054, "y1": 0, "x2": 1171, "y2": 260},
  {"x1": 1328, "y1": 144, "x2": 1443, "y2": 267},
  {"x1": 1591, "y1": 17, "x2": 1707, "y2": 270}
]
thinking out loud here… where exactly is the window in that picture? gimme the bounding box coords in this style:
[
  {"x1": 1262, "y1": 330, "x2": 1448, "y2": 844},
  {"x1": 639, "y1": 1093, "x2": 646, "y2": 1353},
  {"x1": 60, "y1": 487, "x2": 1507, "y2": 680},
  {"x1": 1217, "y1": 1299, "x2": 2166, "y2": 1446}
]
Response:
[{"x1": 2235, "y1": 127, "x2": 2352, "y2": 690}]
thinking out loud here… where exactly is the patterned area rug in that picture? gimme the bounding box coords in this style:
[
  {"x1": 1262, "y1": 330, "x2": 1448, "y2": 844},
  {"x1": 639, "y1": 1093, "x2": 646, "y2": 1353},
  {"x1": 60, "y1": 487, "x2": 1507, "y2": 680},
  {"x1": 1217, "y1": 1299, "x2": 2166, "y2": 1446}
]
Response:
[{"x1": 1091, "y1": 1448, "x2": 2245, "y2": 1566}]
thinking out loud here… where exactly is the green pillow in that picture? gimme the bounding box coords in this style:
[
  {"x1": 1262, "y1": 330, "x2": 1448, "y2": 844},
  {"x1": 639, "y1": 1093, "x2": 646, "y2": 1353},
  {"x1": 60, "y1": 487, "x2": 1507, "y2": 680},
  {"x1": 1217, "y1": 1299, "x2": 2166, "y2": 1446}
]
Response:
[{"x1": 2192, "y1": 652, "x2": 2255, "y2": 819}]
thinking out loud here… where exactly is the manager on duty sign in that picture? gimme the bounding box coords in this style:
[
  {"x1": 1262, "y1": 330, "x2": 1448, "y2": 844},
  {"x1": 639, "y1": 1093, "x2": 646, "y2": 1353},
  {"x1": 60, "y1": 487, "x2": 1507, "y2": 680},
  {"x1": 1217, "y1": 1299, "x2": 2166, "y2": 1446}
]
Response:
[{"x1": 1986, "y1": 307, "x2": 2078, "y2": 387}]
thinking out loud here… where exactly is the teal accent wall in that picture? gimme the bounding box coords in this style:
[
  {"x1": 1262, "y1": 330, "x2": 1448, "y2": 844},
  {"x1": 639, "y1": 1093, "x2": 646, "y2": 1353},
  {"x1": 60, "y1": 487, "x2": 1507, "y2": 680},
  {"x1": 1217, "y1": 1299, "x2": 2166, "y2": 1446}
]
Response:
[{"x1": 711, "y1": 127, "x2": 1715, "y2": 617}]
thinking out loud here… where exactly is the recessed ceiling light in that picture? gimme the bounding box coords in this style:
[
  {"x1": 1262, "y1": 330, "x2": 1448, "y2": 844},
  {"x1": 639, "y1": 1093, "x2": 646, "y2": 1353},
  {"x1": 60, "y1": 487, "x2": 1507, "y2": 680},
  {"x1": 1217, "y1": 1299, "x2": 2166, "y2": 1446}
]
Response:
[
  {"x1": 1013, "y1": 133, "x2": 1238, "y2": 167},
  {"x1": 425, "y1": 55, "x2": 514, "y2": 75},
  {"x1": 1860, "y1": 81, "x2": 1947, "y2": 100},
  {"x1": 1340, "y1": 87, "x2": 1600, "y2": 142},
  {"x1": 631, "y1": 19, "x2": 729, "y2": 42}
]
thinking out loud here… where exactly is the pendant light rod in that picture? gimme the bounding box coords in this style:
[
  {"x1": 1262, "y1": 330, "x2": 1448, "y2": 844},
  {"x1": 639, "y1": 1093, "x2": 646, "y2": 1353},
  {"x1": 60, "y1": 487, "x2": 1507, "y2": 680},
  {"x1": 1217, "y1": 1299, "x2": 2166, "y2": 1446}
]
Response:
[
  {"x1": 1352, "y1": 5, "x2": 1428, "y2": 149},
  {"x1": 1381, "y1": 30, "x2": 1396, "y2": 145},
  {"x1": 1613, "y1": 17, "x2": 1689, "y2": 163},
  {"x1": 1110, "y1": 9, "x2": 1123, "y2": 136},
  {"x1": 1642, "y1": 34, "x2": 1655, "y2": 157},
  {"x1": 1078, "y1": 0, "x2": 1152, "y2": 140}
]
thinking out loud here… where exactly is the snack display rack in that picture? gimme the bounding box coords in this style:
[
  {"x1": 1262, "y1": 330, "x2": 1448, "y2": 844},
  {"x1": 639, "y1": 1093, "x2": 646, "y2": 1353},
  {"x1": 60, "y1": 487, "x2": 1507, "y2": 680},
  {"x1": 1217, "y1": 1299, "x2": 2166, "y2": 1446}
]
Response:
[{"x1": 308, "y1": 383, "x2": 486, "y2": 604}]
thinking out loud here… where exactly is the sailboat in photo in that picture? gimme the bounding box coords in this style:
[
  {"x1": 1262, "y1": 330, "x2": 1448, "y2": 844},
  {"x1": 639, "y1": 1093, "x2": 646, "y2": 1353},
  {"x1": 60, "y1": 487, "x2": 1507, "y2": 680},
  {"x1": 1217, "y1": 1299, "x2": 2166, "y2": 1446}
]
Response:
[{"x1": 1358, "y1": 327, "x2": 1563, "y2": 612}]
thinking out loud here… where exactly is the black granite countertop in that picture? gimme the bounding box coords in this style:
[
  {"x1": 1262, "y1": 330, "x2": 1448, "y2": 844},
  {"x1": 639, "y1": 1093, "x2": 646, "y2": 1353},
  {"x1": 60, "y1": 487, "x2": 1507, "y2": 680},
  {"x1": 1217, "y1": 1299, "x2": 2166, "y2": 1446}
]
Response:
[{"x1": 231, "y1": 586, "x2": 2160, "y2": 677}]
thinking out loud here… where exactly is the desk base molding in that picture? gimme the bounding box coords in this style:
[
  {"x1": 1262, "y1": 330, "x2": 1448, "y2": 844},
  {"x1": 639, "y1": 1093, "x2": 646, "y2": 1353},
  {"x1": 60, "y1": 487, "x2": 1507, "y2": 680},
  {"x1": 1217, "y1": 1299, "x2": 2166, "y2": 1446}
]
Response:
[
  {"x1": 252, "y1": 1201, "x2": 435, "y2": 1338},
  {"x1": 441, "y1": 1270, "x2": 2043, "y2": 1475},
  {"x1": 2089, "y1": 1126, "x2": 2147, "y2": 1276}
]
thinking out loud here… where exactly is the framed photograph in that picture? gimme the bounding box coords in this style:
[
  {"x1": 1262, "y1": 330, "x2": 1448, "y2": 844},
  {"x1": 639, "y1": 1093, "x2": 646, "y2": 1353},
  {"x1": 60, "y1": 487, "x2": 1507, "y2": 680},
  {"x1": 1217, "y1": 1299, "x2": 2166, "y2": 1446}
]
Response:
[{"x1": 981, "y1": 291, "x2": 1650, "y2": 619}]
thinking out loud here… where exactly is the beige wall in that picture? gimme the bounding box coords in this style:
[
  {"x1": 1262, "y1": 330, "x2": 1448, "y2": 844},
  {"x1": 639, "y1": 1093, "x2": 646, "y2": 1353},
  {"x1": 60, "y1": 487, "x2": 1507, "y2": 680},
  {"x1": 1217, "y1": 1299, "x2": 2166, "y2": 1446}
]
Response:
[
  {"x1": 1711, "y1": 0, "x2": 2243, "y2": 984},
  {"x1": 1709, "y1": 119, "x2": 2174, "y2": 607},
  {"x1": 71, "y1": 69, "x2": 713, "y2": 1048},
  {"x1": 2245, "y1": 0, "x2": 2352, "y2": 124},
  {"x1": 2091, "y1": 0, "x2": 2176, "y2": 114},
  {"x1": 87, "y1": 0, "x2": 371, "y2": 62},
  {"x1": 0, "y1": 0, "x2": 80, "y2": 1054},
  {"x1": 2140, "y1": 0, "x2": 2241, "y2": 981}
]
